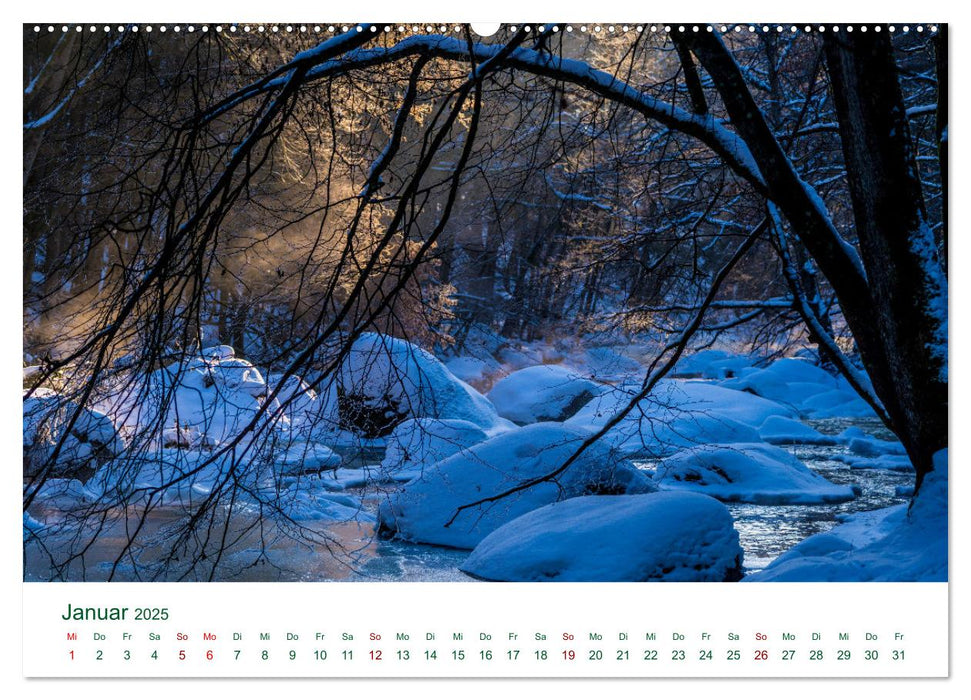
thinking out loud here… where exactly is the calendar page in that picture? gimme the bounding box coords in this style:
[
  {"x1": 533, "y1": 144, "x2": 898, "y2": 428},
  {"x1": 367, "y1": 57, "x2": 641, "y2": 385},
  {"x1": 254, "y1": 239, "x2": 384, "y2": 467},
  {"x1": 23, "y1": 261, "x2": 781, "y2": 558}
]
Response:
[{"x1": 18, "y1": 0, "x2": 954, "y2": 691}]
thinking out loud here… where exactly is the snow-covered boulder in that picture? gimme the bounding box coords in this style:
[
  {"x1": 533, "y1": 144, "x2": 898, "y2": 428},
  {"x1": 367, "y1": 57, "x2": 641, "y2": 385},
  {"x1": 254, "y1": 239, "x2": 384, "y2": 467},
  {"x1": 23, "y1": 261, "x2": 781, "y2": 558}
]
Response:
[
  {"x1": 831, "y1": 428, "x2": 913, "y2": 470},
  {"x1": 24, "y1": 391, "x2": 124, "y2": 475},
  {"x1": 381, "y1": 418, "x2": 489, "y2": 478},
  {"x1": 833, "y1": 454, "x2": 914, "y2": 471},
  {"x1": 337, "y1": 333, "x2": 508, "y2": 436},
  {"x1": 799, "y1": 389, "x2": 876, "y2": 419},
  {"x1": 88, "y1": 449, "x2": 237, "y2": 507},
  {"x1": 377, "y1": 423, "x2": 656, "y2": 549},
  {"x1": 746, "y1": 450, "x2": 946, "y2": 582},
  {"x1": 270, "y1": 476, "x2": 374, "y2": 523},
  {"x1": 580, "y1": 347, "x2": 643, "y2": 382},
  {"x1": 844, "y1": 431, "x2": 907, "y2": 458},
  {"x1": 443, "y1": 355, "x2": 503, "y2": 389},
  {"x1": 486, "y1": 365, "x2": 607, "y2": 424},
  {"x1": 674, "y1": 350, "x2": 757, "y2": 380},
  {"x1": 264, "y1": 373, "x2": 343, "y2": 442},
  {"x1": 266, "y1": 373, "x2": 320, "y2": 423},
  {"x1": 742, "y1": 357, "x2": 838, "y2": 387},
  {"x1": 757, "y1": 415, "x2": 836, "y2": 445},
  {"x1": 147, "y1": 364, "x2": 264, "y2": 448},
  {"x1": 564, "y1": 379, "x2": 788, "y2": 457},
  {"x1": 273, "y1": 441, "x2": 342, "y2": 475},
  {"x1": 461, "y1": 493, "x2": 743, "y2": 582},
  {"x1": 722, "y1": 357, "x2": 876, "y2": 419},
  {"x1": 201, "y1": 344, "x2": 236, "y2": 361},
  {"x1": 655, "y1": 443, "x2": 856, "y2": 505},
  {"x1": 98, "y1": 347, "x2": 284, "y2": 452},
  {"x1": 208, "y1": 358, "x2": 267, "y2": 397},
  {"x1": 23, "y1": 478, "x2": 98, "y2": 511}
]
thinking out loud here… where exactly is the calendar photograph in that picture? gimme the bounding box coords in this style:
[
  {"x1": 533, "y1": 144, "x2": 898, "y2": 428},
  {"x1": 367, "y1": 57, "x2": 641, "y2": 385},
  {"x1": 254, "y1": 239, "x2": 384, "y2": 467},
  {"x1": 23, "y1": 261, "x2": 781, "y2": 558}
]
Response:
[{"x1": 22, "y1": 21, "x2": 947, "y2": 589}]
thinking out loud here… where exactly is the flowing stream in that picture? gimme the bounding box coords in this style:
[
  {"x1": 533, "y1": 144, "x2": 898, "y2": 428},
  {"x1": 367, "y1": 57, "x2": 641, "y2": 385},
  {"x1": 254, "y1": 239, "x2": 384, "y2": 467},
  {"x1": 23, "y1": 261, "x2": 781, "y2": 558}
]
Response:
[{"x1": 24, "y1": 418, "x2": 913, "y2": 582}]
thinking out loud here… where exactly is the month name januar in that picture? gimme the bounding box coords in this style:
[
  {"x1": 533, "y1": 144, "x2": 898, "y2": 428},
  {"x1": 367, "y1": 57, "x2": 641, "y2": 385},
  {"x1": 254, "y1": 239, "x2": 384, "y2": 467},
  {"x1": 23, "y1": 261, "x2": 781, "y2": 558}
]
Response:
[{"x1": 61, "y1": 604, "x2": 129, "y2": 621}]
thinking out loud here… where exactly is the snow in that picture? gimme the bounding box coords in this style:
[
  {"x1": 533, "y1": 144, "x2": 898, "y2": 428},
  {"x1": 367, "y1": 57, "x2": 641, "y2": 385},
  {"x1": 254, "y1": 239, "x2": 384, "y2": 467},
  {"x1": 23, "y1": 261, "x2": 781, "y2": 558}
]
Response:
[
  {"x1": 381, "y1": 418, "x2": 489, "y2": 478},
  {"x1": 337, "y1": 333, "x2": 509, "y2": 434},
  {"x1": 24, "y1": 391, "x2": 124, "y2": 475},
  {"x1": 95, "y1": 348, "x2": 280, "y2": 453},
  {"x1": 443, "y1": 355, "x2": 503, "y2": 388},
  {"x1": 270, "y1": 475, "x2": 375, "y2": 523},
  {"x1": 675, "y1": 381, "x2": 797, "y2": 426},
  {"x1": 377, "y1": 422, "x2": 656, "y2": 549},
  {"x1": 265, "y1": 372, "x2": 343, "y2": 442},
  {"x1": 833, "y1": 454, "x2": 914, "y2": 471},
  {"x1": 23, "y1": 511, "x2": 46, "y2": 534},
  {"x1": 909, "y1": 217, "x2": 949, "y2": 383},
  {"x1": 655, "y1": 443, "x2": 857, "y2": 505},
  {"x1": 486, "y1": 365, "x2": 607, "y2": 424},
  {"x1": 673, "y1": 349, "x2": 758, "y2": 379},
  {"x1": 201, "y1": 344, "x2": 236, "y2": 360},
  {"x1": 722, "y1": 357, "x2": 877, "y2": 418},
  {"x1": 208, "y1": 357, "x2": 267, "y2": 397},
  {"x1": 829, "y1": 427, "x2": 913, "y2": 470},
  {"x1": 844, "y1": 431, "x2": 907, "y2": 458},
  {"x1": 23, "y1": 478, "x2": 98, "y2": 511},
  {"x1": 799, "y1": 389, "x2": 876, "y2": 419},
  {"x1": 80, "y1": 446, "x2": 365, "y2": 522},
  {"x1": 746, "y1": 450, "x2": 947, "y2": 582},
  {"x1": 461, "y1": 492, "x2": 743, "y2": 582},
  {"x1": 579, "y1": 347, "x2": 643, "y2": 382},
  {"x1": 86, "y1": 450, "x2": 236, "y2": 507},
  {"x1": 564, "y1": 379, "x2": 785, "y2": 457},
  {"x1": 757, "y1": 415, "x2": 836, "y2": 445},
  {"x1": 723, "y1": 357, "x2": 836, "y2": 397},
  {"x1": 273, "y1": 441, "x2": 342, "y2": 475},
  {"x1": 895, "y1": 485, "x2": 916, "y2": 498}
]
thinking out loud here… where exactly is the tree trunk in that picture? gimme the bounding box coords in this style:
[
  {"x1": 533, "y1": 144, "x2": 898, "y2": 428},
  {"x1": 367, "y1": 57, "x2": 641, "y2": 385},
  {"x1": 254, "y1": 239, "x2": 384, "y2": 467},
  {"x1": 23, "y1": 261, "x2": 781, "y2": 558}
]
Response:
[
  {"x1": 684, "y1": 31, "x2": 947, "y2": 488},
  {"x1": 823, "y1": 31, "x2": 948, "y2": 487}
]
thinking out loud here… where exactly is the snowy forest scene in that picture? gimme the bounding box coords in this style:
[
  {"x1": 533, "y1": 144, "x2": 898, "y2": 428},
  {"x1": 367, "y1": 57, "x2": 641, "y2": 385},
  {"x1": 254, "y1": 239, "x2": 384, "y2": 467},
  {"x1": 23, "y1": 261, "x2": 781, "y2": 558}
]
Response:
[{"x1": 23, "y1": 22, "x2": 947, "y2": 583}]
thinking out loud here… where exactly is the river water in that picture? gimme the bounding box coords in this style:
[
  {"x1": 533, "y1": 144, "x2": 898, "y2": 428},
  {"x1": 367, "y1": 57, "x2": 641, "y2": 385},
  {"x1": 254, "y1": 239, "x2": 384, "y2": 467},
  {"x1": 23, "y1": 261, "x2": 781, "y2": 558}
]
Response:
[{"x1": 24, "y1": 418, "x2": 912, "y2": 582}]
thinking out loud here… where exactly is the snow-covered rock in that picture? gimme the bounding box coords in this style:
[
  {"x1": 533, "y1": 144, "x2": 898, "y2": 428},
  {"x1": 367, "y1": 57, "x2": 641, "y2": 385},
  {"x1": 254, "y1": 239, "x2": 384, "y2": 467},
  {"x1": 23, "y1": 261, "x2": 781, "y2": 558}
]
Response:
[
  {"x1": 86, "y1": 450, "x2": 228, "y2": 507},
  {"x1": 674, "y1": 350, "x2": 757, "y2": 380},
  {"x1": 831, "y1": 429, "x2": 913, "y2": 470},
  {"x1": 580, "y1": 346, "x2": 643, "y2": 382},
  {"x1": 741, "y1": 357, "x2": 839, "y2": 387},
  {"x1": 461, "y1": 493, "x2": 743, "y2": 582},
  {"x1": 843, "y1": 430, "x2": 907, "y2": 458},
  {"x1": 23, "y1": 510, "x2": 46, "y2": 534},
  {"x1": 23, "y1": 478, "x2": 98, "y2": 511},
  {"x1": 564, "y1": 379, "x2": 785, "y2": 457},
  {"x1": 381, "y1": 418, "x2": 489, "y2": 478},
  {"x1": 722, "y1": 357, "x2": 876, "y2": 419},
  {"x1": 443, "y1": 355, "x2": 503, "y2": 389},
  {"x1": 799, "y1": 389, "x2": 876, "y2": 419},
  {"x1": 377, "y1": 423, "x2": 656, "y2": 549},
  {"x1": 895, "y1": 485, "x2": 916, "y2": 498},
  {"x1": 270, "y1": 476, "x2": 374, "y2": 523},
  {"x1": 23, "y1": 392, "x2": 125, "y2": 475},
  {"x1": 655, "y1": 443, "x2": 856, "y2": 505},
  {"x1": 273, "y1": 441, "x2": 342, "y2": 475},
  {"x1": 208, "y1": 358, "x2": 267, "y2": 398},
  {"x1": 486, "y1": 365, "x2": 607, "y2": 424},
  {"x1": 150, "y1": 365, "x2": 264, "y2": 447},
  {"x1": 201, "y1": 344, "x2": 235, "y2": 360},
  {"x1": 746, "y1": 450, "x2": 946, "y2": 581},
  {"x1": 337, "y1": 333, "x2": 508, "y2": 436},
  {"x1": 98, "y1": 347, "x2": 283, "y2": 452},
  {"x1": 265, "y1": 373, "x2": 343, "y2": 442},
  {"x1": 833, "y1": 454, "x2": 914, "y2": 471},
  {"x1": 757, "y1": 415, "x2": 836, "y2": 445}
]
